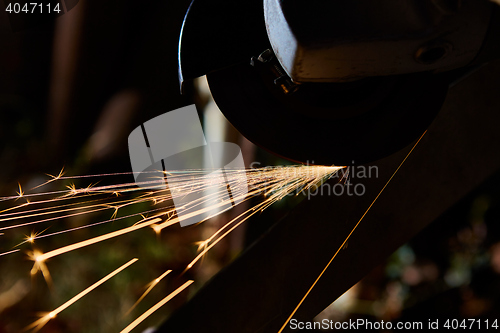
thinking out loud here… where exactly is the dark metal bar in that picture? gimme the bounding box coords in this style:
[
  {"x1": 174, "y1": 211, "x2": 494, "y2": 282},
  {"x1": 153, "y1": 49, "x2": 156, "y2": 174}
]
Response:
[{"x1": 158, "y1": 62, "x2": 500, "y2": 333}]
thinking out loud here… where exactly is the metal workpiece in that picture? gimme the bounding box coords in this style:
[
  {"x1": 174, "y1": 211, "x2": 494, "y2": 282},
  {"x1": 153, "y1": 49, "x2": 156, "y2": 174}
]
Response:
[
  {"x1": 158, "y1": 61, "x2": 500, "y2": 333},
  {"x1": 264, "y1": 0, "x2": 493, "y2": 82}
]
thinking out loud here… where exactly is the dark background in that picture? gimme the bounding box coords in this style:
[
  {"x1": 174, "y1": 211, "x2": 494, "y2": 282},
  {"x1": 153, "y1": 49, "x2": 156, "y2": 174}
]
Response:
[{"x1": 0, "y1": 1, "x2": 500, "y2": 332}]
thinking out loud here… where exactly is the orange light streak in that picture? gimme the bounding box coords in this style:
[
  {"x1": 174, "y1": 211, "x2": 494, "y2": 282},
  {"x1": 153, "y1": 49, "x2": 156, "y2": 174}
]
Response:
[
  {"x1": 120, "y1": 280, "x2": 194, "y2": 333},
  {"x1": 277, "y1": 132, "x2": 427, "y2": 333},
  {"x1": 33, "y1": 218, "x2": 162, "y2": 262},
  {"x1": 26, "y1": 258, "x2": 138, "y2": 332},
  {"x1": 125, "y1": 269, "x2": 172, "y2": 316}
]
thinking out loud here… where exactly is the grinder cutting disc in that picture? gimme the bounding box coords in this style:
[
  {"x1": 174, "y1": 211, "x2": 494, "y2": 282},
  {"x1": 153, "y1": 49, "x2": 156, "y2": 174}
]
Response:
[{"x1": 207, "y1": 61, "x2": 449, "y2": 166}]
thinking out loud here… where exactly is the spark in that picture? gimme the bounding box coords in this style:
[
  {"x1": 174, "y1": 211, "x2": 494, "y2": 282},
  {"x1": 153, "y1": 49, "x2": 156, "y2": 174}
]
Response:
[
  {"x1": 125, "y1": 270, "x2": 172, "y2": 316},
  {"x1": 0, "y1": 164, "x2": 344, "y2": 330},
  {"x1": 152, "y1": 224, "x2": 162, "y2": 235},
  {"x1": 185, "y1": 187, "x2": 285, "y2": 270},
  {"x1": 65, "y1": 183, "x2": 78, "y2": 196},
  {"x1": 29, "y1": 250, "x2": 53, "y2": 286},
  {"x1": 0, "y1": 205, "x2": 113, "y2": 231},
  {"x1": 32, "y1": 217, "x2": 163, "y2": 263},
  {"x1": 120, "y1": 280, "x2": 194, "y2": 333},
  {"x1": 32, "y1": 207, "x2": 167, "y2": 241},
  {"x1": 0, "y1": 249, "x2": 20, "y2": 257},
  {"x1": 25, "y1": 258, "x2": 138, "y2": 332},
  {"x1": 16, "y1": 229, "x2": 48, "y2": 247},
  {"x1": 16, "y1": 183, "x2": 24, "y2": 200},
  {"x1": 277, "y1": 132, "x2": 427, "y2": 333},
  {"x1": 30, "y1": 167, "x2": 65, "y2": 191},
  {"x1": 182, "y1": 165, "x2": 343, "y2": 270}
]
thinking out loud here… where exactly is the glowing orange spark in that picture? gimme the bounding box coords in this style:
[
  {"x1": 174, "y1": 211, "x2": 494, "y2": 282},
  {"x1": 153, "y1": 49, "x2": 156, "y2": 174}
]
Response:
[
  {"x1": 26, "y1": 258, "x2": 138, "y2": 332},
  {"x1": 0, "y1": 249, "x2": 20, "y2": 257},
  {"x1": 151, "y1": 224, "x2": 162, "y2": 235},
  {"x1": 277, "y1": 132, "x2": 426, "y2": 333},
  {"x1": 125, "y1": 270, "x2": 172, "y2": 316},
  {"x1": 0, "y1": 164, "x2": 345, "y2": 331},
  {"x1": 16, "y1": 183, "x2": 24, "y2": 200},
  {"x1": 65, "y1": 183, "x2": 77, "y2": 196},
  {"x1": 120, "y1": 280, "x2": 194, "y2": 333},
  {"x1": 29, "y1": 250, "x2": 53, "y2": 286},
  {"x1": 183, "y1": 166, "x2": 344, "y2": 271},
  {"x1": 30, "y1": 167, "x2": 66, "y2": 191},
  {"x1": 15, "y1": 229, "x2": 48, "y2": 248},
  {"x1": 32, "y1": 218, "x2": 163, "y2": 263}
]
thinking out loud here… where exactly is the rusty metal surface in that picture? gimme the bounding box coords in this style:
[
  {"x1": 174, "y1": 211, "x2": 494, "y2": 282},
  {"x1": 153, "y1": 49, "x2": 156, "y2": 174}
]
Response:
[{"x1": 158, "y1": 61, "x2": 500, "y2": 332}]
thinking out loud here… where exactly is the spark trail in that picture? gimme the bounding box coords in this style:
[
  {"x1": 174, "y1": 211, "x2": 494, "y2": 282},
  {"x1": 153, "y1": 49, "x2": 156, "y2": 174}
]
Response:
[
  {"x1": 25, "y1": 258, "x2": 138, "y2": 332},
  {"x1": 0, "y1": 164, "x2": 343, "y2": 332},
  {"x1": 0, "y1": 165, "x2": 343, "y2": 263}
]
